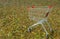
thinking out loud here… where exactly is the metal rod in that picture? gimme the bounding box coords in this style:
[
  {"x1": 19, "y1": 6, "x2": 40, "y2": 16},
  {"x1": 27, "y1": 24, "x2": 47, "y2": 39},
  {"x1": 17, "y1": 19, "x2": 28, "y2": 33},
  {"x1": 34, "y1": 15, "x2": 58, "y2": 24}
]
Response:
[
  {"x1": 45, "y1": 20, "x2": 52, "y2": 31},
  {"x1": 41, "y1": 23, "x2": 49, "y2": 34}
]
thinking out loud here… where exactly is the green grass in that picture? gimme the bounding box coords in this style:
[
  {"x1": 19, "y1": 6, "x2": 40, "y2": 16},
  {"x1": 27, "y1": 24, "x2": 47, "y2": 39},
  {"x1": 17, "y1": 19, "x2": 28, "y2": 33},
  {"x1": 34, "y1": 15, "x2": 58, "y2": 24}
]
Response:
[{"x1": 0, "y1": 0, "x2": 60, "y2": 39}]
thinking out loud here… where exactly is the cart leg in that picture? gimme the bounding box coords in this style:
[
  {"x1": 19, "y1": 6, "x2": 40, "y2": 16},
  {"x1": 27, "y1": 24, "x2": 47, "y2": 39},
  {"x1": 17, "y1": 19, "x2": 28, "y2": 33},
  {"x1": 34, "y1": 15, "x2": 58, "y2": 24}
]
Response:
[
  {"x1": 41, "y1": 23, "x2": 49, "y2": 39},
  {"x1": 45, "y1": 20, "x2": 53, "y2": 31},
  {"x1": 28, "y1": 22, "x2": 39, "y2": 32},
  {"x1": 28, "y1": 20, "x2": 45, "y2": 32},
  {"x1": 45, "y1": 20, "x2": 54, "y2": 36}
]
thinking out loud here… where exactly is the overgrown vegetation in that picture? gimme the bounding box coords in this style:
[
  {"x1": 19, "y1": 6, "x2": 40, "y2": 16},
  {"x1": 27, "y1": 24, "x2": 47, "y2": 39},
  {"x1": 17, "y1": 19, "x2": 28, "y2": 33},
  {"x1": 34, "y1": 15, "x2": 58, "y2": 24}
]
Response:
[{"x1": 0, "y1": 0, "x2": 60, "y2": 39}]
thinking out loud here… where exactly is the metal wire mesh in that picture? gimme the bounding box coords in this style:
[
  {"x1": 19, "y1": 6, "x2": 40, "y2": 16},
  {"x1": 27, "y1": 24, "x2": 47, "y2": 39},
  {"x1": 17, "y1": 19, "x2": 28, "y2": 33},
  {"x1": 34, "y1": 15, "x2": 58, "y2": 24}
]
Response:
[{"x1": 28, "y1": 6, "x2": 52, "y2": 22}]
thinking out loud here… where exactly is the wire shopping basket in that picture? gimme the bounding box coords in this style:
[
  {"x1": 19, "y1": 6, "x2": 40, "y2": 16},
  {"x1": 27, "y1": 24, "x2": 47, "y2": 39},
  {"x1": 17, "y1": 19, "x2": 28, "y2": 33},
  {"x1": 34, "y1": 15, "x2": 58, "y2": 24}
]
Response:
[{"x1": 27, "y1": 6, "x2": 53, "y2": 39}]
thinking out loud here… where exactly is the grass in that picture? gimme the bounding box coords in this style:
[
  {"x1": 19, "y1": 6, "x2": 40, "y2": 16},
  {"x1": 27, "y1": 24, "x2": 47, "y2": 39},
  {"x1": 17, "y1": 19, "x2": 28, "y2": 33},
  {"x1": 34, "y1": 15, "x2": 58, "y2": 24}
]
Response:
[{"x1": 0, "y1": 0, "x2": 60, "y2": 39}]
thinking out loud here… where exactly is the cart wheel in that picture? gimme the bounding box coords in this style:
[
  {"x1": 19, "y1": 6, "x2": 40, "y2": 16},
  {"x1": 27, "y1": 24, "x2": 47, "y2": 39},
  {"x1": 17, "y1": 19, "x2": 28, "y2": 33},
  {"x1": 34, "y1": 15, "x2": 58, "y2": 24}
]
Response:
[
  {"x1": 28, "y1": 28, "x2": 32, "y2": 32},
  {"x1": 46, "y1": 34, "x2": 49, "y2": 39},
  {"x1": 50, "y1": 30, "x2": 54, "y2": 36},
  {"x1": 50, "y1": 30, "x2": 54, "y2": 39}
]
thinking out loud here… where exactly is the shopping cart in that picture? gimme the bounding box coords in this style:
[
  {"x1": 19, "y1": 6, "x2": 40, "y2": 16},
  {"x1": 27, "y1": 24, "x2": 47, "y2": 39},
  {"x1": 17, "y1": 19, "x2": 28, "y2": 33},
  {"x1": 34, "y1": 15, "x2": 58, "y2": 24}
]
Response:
[{"x1": 27, "y1": 5, "x2": 54, "y2": 39}]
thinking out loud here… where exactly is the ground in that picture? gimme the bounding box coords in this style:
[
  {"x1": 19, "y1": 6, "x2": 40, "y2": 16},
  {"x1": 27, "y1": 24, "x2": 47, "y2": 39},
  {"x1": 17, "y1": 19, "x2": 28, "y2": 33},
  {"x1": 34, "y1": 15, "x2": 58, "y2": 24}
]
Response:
[{"x1": 0, "y1": 0, "x2": 60, "y2": 39}]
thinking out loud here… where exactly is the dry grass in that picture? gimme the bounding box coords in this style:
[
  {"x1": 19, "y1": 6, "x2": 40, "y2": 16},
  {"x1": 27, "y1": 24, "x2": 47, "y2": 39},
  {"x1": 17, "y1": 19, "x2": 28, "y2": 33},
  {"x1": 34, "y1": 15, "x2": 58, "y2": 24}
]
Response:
[{"x1": 0, "y1": 0, "x2": 60, "y2": 39}]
